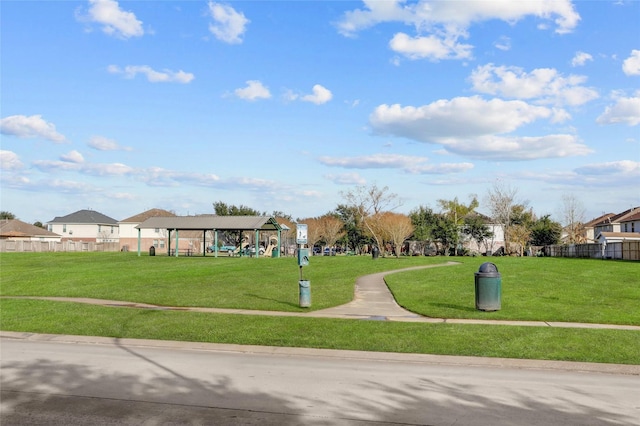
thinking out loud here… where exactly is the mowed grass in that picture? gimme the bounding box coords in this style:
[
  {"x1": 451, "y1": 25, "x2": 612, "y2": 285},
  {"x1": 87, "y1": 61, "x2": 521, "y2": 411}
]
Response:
[
  {"x1": 386, "y1": 257, "x2": 640, "y2": 325},
  {"x1": 1, "y1": 252, "x2": 639, "y2": 364},
  {"x1": 0, "y1": 252, "x2": 448, "y2": 311}
]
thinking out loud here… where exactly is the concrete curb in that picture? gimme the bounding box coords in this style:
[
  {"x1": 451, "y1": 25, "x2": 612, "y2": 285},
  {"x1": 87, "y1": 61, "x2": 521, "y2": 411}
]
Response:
[{"x1": 2, "y1": 330, "x2": 639, "y2": 376}]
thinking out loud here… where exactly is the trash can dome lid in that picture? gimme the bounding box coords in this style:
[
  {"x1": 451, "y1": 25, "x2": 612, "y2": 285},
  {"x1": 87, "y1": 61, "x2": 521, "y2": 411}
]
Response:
[{"x1": 478, "y1": 262, "x2": 498, "y2": 273}]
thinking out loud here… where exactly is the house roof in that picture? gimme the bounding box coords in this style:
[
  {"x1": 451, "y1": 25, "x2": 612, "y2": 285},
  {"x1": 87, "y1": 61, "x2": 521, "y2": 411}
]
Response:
[
  {"x1": 596, "y1": 232, "x2": 640, "y2": 242},
  {"x1": 620, "y1": 209, "x2": 640, "y2": 223},
  {"x1": 48, "y1": 209, "x2": 118, "y2": 225},
  {"x1": 136, "y1": 216, "x2": 282, "y2": 231},
  {"x1": 120, "y1": 208, "x2": 176, "y2": 223},
  {"x1": 584, "y1": 213, "x2": 615, "y2": 228},
  {"x1": 0, "y1": 219, "x2": 61, "y2": 238}
]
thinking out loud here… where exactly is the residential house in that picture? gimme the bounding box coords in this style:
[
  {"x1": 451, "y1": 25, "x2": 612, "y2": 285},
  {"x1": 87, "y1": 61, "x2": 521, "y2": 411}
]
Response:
[
  {"x1": 119, "y1": 208, "x2": 175, "y2": 253},
  {"x1": 47, "y1": 209, "x2": 119, "y2": 242},
  {"x1": 582, "y1": 213, "x2": 615, "y2": 243},
  {"x1": 461, "y1": 212, "x2": 505, "y2": 255},
  {"x1": 620, "y1": 209, "x2": 640, "y2": 234},
  {"x1": 1, "y1": 219, "x2": 61, "y2": 242},
  {"x1": 593, "y1": 206, "x2": 639, "y2": 236}
]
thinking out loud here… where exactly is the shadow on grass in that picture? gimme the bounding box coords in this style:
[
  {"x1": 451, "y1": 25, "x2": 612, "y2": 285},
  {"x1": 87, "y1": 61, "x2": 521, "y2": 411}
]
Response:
[
  {"x1": 2, "y1": 339, "x2": 636, "y2": 425},
  {"x1": 430, "y1": 302, "x2": 477, "y2": 313},
  {"x1": 245, "y1": 293, "x2": 300, "y2": 309}
]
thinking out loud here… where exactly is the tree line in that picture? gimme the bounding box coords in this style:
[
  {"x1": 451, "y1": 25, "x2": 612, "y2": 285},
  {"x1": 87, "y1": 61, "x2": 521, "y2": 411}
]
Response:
[{"x1": 214, "y1": 182, "x2": 576, "y2": 258}]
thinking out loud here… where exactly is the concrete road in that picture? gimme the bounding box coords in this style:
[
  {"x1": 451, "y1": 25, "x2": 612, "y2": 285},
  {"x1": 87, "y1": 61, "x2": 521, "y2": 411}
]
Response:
[{"x1": 1, "y1": 334, "x2": 639, "y2": 425}]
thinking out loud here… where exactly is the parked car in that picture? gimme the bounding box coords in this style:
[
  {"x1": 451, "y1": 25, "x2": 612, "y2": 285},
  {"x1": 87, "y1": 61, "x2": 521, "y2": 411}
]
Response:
[
  {"x1": 207, "y1": 244, "x2": 236, "y2": 254},
  {"x1": 323, "y1": 247, "x2": 336, "y2": 256}
]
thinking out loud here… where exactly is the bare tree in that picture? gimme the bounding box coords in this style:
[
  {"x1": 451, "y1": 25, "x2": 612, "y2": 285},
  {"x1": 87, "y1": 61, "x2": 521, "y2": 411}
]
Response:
[
  {"x1": 378, "y1": 212, "x2": 414, "y2": 257},
  {"x1": 318, "y1": 215, "x2": 345, "y2": 250},
  {"x1": 341, "y1": 183, "x2": 402, "y2": 252},
  {"x1": 508, "y1": 224, "x2": 531, "y2": 256},
  {"x1": 560, "y1": 194, "x2": 586, "y2": 243},
  {"x1": 485, "y1": 181, "x2": 520, "y2": 254}
]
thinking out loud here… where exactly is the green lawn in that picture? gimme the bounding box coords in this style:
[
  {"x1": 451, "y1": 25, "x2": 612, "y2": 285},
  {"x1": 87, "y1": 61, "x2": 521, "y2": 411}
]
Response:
[
  {"x1": 385, "y1": 257, "x2": 640, "y2": 325},
  {"x1": 1, "y1": 252, "x2": 639, "y2": 364}
]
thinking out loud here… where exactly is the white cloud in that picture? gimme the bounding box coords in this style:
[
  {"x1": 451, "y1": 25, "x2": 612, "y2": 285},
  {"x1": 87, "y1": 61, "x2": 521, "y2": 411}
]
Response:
[
  {"x1": 0, "y1": 150, "x2": 24, "y2": 171},
  {"x1": 622, "y1": 50, "x2": 640, "y2": 76},
  {"x1": 469, "y1": 64, "x2": 599, "y2": 106},
  {"x1": 444, "y1": 134, "x2": 592, "y2": 160},
  {"x1": 320, "y1": 153, "x2": 429, "y2": 169},
  {"x1": 208, "y1": 2, "x2": 249, "y2": 44},
  {"x1": 234, "y1": 80, "x2": 271, "y2": 101},
  {"x1": 571, "y1": 51, "x2": 593, "y2": 67},
  {"x1": 60, "y1": 150, "x2": 85, "y2": 163},
  {"x1": 324, "y1": 172, "x2": 367, "y2": 185},
  {"x1": 108, "y1": 65, "x2": 194, "y2": 83},
  {"x1": 80, "y1": 0, "x2": 144, "y2": 39},
  {"x1": 319, "y1": 153, "x2": 473, "y2": 174},
  {"x1": 337, "y1": 0, "x2": 580, "y2": 61},
  {"x1": 301, "y1": 84, "x2": 333, "y2": 105},
  {"x1": 0, "y1": 114, "x2": 66, "y2": 143},
  {"x1": 369, "y1": 97, "x2": 592, "y2": 160},
  {"x1": 33, "y1": 159, "x2": 134, "y2": 176},
  {"x1": 371, "y1": 97, "x2": 552, "y2": 139},
  {"x1": 338, "y1": 0, "x2": 579, "y2": 36},
  {"x1": 88, "y1": 135, "x2": 132, "y2": 151},
  {"x1": 389, "y1": 32, "x2": 472, "y2": 61},
  {"x1": 575, "y1": 160, "x2": 640, "y2": 176},
  {"x1": 596, "y1": 93, "x2": 640, "y2": 126},
  {"x1": 494, "y1": 36, "x2": 511, "y2": 51}
]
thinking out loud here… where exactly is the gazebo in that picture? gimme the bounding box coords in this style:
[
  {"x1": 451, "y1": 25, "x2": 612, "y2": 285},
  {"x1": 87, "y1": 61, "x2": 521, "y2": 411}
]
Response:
[{"x1": 135, "y1": 216, "x2": 283, "y2": 257}]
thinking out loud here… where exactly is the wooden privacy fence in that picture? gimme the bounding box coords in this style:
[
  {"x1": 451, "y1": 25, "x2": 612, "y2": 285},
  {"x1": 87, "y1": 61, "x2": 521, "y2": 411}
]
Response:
[
  {"x1": 0, "y1": 240, "x2": 120, "y2": 253},
  {"x1": 544, "y1": 242, "x2": 640, "y2": 260}
]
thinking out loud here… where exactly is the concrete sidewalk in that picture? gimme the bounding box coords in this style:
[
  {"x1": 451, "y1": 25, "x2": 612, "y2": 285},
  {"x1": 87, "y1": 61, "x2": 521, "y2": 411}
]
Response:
[{"x1": 8, "y1": 263, "x2": 640, "y2": 331}]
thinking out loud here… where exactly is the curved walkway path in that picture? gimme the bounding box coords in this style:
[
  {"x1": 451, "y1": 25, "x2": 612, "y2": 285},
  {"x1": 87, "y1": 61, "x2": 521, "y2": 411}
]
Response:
[{"x1": 4, "y1": 263, "x2": 639, "y2": 331}]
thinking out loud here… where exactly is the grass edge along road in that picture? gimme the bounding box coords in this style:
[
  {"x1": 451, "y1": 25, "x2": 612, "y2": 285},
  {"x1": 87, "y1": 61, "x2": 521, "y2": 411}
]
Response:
[{"x1": 1, "y1": 253, "x2": 639, "y2": 364}]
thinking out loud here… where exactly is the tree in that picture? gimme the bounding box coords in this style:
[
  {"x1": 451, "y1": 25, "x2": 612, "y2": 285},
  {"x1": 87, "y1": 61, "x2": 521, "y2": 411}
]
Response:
[
  {"x1": 508, "y1": 224, "x2": 531, "y2": 256},
  {"x1": 318, "y1": 214, "x2": 345, "y2": 250},
  {"x1": 530, "y1": 215, "x2": 562, "y2": 246},
  {"x1": 409, "y1": 205, "x2": 438, "y2": 255},
  {"x1": 560, "y1": 194, "x2": 586, "y2": 244},
  {"x1": 378, "y1": 212, "x2": 414, "y2": 257},
  {"x1": 341, "y1": 183, "x2": 401, "y2": 253},
  {"x1": 213, "y1": 201, "x2": 263, "y2": 216},
  {"x1": 432, "y1": 215, "x2": 458, "y2": 256},
  {"x1": 271, "y1": 211, "x2": 293, "y2": 222},
  {"x1": 334, "y1": 204, "x2": 368, "y2": 253},
  {"x1": 463, "y1": 214, "x2": 494, "y2": 254},
  {"x1": 437, "y1": 195, "x2": 479, "y2": 226},
  {"x1": 485, "y1": 182, "x2": 523, "y2": 254},
  {"x1": 1, "y1": 211, "x2": 16, "y2": 220},
  {"x1": 437, "y1": 195, "x2": 479, "y2": 254}
]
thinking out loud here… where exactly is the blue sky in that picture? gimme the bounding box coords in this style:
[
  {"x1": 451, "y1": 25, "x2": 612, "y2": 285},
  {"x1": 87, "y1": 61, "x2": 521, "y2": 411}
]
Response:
[{"x1": 2, "y1": 0, "x2": 639, "y2": 224}]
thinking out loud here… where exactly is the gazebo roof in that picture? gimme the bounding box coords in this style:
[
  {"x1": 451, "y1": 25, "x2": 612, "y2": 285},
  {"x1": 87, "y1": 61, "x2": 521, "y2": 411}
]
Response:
[{"x1": 136, "y1": 215, "x2": 282, "y2": 231}]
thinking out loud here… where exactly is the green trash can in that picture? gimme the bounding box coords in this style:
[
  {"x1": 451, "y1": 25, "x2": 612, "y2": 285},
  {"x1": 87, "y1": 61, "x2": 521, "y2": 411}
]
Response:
[
  {"x1": 299, "y1": 280, "x2": 311, "y2": 308},
  {"x1": 475, "y1": 262, "x2": 501, "y2": 311},
  {"x1": 272, "y1": 248, "x2": 279, "y2": 258}
]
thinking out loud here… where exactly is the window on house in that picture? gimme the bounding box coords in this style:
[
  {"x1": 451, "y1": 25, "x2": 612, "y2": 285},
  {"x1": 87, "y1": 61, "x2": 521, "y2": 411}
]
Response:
[
  {"x1": 153, "y1": 240, "x2": 158, "y2": 247},
  {"x1": 633, "y1": 223, "x2": 636, "y2": 232},
  {"x1": 155, "y1": 228, "x2": 160, "y2": 233},
  {"x1": 63, "y1": 224, "x2": 67, "y2": 233},
  {"x1": 159, "y1": 240, "x2": 165, "y2": 248},
  {"x1": 111, "y1": 226, "x2": 114, "y2": 234},
  {"x1": 625, "y1": 224, "x2": 628, "y2": 232}
]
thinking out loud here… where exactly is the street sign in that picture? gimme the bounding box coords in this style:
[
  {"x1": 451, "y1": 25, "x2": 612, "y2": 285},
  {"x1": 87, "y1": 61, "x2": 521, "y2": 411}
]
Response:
[{"x1": 296, "y1": 224, "x2": 308, "y2": 244}]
